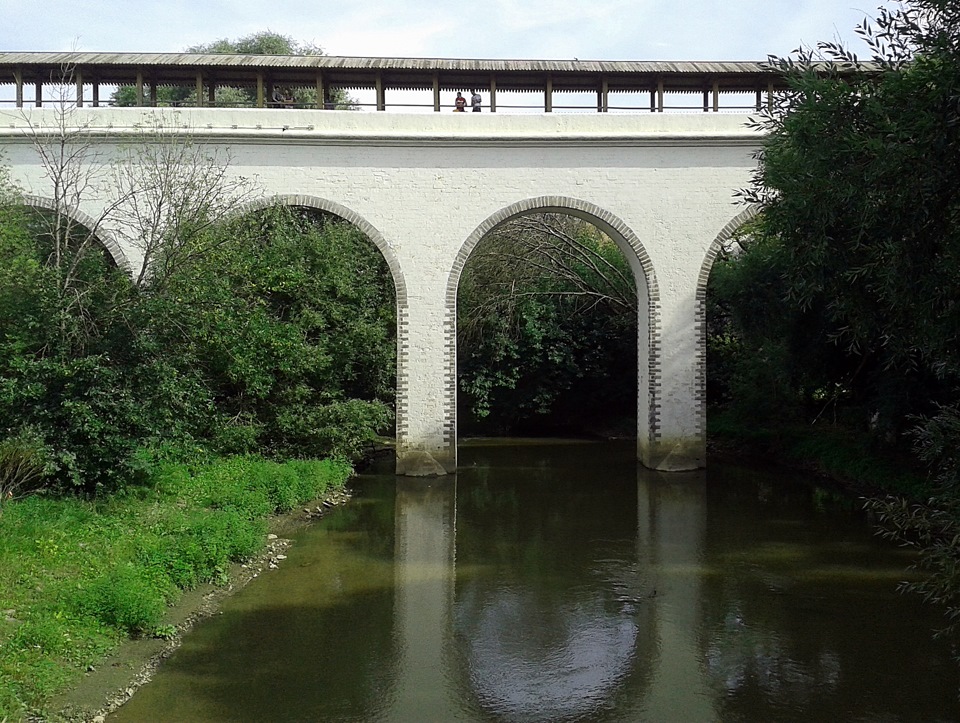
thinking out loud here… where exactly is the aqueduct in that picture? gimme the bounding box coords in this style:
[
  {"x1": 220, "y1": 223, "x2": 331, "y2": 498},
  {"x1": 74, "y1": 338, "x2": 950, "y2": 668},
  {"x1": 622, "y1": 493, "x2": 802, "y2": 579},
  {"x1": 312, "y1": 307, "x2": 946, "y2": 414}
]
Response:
[{"x1": 0, "y1": 54, "x2": 768, "y2": 475}]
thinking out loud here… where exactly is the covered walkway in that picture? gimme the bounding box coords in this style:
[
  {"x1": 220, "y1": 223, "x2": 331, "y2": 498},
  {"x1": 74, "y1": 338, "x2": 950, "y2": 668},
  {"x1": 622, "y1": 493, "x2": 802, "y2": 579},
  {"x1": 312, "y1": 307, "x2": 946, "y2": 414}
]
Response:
[{"x1": 0, "y1": 52, "x2": 791, "y2": 113}]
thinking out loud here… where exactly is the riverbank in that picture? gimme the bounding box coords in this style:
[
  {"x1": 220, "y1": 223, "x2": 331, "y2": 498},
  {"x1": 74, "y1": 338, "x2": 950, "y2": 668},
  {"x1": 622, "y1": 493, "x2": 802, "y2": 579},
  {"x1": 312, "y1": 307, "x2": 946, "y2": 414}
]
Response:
[
  {"x1": 706, "y1": 414, "x2": 929, "y2": 500},
  {"x1": 0, "y1": 455, "x2": 353, "y2": 723},
  {"x1": 48, "y1": 487, "x2": 352, "y2": 723}
]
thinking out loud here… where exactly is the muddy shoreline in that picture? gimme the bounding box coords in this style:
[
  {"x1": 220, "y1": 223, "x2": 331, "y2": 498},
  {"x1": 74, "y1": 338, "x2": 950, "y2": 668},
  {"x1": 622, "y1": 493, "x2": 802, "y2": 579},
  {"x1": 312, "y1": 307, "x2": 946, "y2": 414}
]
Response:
[{"x1": 45, "y1": 489, "x2": 352, "y2": 723}]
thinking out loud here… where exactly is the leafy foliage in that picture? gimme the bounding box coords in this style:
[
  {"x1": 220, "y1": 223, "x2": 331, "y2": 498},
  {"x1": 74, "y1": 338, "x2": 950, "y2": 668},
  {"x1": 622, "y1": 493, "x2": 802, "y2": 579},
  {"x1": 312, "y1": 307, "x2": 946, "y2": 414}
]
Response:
[
  {"x1": 733, "y1": 1, "x2": 960, "y2": 429},
  {"x1": 458, "y1": 214, "x2": 637, "y2": 435},
  {"x1": 112, "y1": 31, "x2": 354, "y2": 109},
  {"x1": 0, "y1": 155, "x2": 395, "y2": 491},
  {"x1": 709, "y1": 0, "x2": 960, "y2": 641},
  {"x1": 0, "y1": 431, "x2": 48, "y2": 510},
  {"x1": 706, "y1": 222, "x2": 889, "y2": 435},
  {"x1": 0, "y1": 194, "x2": 151, "y2": 492},
  {"x1": 139, "y1": 204, "x2": 397, "y2": 460},
  {"x1": 713, "y1": 0, "x2": 960, "y2": 438}
]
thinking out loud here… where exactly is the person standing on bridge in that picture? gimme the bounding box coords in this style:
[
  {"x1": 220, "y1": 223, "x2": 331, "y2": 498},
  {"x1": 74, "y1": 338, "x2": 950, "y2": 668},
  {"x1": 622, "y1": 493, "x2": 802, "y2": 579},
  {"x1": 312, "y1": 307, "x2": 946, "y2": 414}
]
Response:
[
  {"x1": 455, "y1": 92, "x2": 467, "y2": 112},
  {"x1": 471, "y1": 89, "x2": 482, "y2": 112},
  {"x1": 272, "y1": 86, "x2": 294, "y2": 108}
]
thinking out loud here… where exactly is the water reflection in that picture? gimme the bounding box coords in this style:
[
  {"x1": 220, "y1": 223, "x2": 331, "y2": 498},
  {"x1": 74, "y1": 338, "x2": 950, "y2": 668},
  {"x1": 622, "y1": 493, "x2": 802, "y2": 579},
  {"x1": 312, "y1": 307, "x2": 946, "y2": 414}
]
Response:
[
  {"x1": 111, "y1": 441, "x2": 960, "y2": 722},
  {"x1": 696, "y1": 463, "x2": 959, "y2": 722},
  {"x1": 389, "y1": 478, "x2": 458, "y2": 719},
  {"x1": 635, "y1": 472, "x2": 715, "y2": 721}
]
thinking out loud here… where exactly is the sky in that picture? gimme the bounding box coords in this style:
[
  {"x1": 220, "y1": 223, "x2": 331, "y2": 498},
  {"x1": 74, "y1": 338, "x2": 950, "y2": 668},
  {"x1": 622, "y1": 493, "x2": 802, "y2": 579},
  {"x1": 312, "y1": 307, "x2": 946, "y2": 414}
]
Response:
[{"x1": 2, "y1": 0, "x2": 894, "y2": 61}]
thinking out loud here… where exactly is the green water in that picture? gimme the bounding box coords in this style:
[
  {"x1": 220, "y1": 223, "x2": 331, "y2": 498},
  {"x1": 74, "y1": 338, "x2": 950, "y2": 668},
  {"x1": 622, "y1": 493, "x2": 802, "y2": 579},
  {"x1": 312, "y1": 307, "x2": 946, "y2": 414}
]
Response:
[{"x1": 112, "y1": 440, "x2": 960, "y2": 722}]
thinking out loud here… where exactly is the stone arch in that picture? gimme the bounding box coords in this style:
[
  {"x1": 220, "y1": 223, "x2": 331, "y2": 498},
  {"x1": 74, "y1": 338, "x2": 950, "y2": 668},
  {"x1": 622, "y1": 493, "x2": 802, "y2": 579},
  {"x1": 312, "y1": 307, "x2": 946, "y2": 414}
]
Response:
[
  {"x1": 21, "y1": 194, "x2": 134, "y2": 276},
  {"x1": 446, "y1": 195, "x2": 662, "y2": 461},
  {"x1": 694, "y1": 203, "x2": 761, "y2": 440},
  {"x1": 233, "y1": 194, "x2": 407, "y2": 307}
]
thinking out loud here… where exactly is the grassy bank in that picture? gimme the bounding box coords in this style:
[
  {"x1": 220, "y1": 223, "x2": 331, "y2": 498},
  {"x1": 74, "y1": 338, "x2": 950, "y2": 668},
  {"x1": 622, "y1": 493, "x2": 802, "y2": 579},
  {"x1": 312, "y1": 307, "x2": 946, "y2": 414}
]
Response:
[{"x1": 0, "y1": 454, "x2": 351, "y2": 721}]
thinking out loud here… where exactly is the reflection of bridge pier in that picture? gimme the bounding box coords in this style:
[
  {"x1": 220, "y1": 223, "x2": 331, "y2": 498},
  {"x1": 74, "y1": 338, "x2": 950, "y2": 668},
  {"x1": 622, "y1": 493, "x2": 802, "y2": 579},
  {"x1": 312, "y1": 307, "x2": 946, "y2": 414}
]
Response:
[
  {"x1": 638, "y1": 469, "x2": 715, "y2": 721},
  {"x1": 389, "y1": 477, "x2": 458, "y2": 721}
]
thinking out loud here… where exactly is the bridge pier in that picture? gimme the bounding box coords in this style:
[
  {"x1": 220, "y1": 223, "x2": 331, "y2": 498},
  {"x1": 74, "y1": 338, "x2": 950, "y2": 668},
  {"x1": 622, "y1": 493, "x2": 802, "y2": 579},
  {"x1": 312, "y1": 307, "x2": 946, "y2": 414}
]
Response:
[
  {"x1": 394, "y1": 282, "x2": 458, "y2": 477},
  {"x1": 637, "y1": 288, "x2": 707, "y2": 472}
]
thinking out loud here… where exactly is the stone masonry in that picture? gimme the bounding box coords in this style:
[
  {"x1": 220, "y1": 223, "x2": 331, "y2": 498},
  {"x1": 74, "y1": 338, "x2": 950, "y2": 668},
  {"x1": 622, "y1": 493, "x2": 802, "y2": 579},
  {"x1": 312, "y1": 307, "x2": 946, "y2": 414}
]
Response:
[{"x1": 0, "y1": 108, "x2": 764, "y2": 475}]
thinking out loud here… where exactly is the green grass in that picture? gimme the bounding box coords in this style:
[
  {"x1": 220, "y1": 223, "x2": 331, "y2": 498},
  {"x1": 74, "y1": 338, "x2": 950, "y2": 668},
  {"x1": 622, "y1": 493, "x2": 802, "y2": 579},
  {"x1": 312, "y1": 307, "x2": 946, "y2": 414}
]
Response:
[{"x1": 0, "y1": 454, "x2": 351, "y2": 721}]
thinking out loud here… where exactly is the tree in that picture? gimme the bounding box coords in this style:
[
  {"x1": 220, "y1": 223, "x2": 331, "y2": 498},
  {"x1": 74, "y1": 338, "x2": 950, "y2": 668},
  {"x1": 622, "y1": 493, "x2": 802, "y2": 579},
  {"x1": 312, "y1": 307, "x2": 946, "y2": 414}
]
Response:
[
  {"x1": 112, "y1": 31, "x2": 354, "y2": 109},
  {"x1": 737, "y1": 1, "x2": 960, "y2": 435},
  {"x1": 13, "y1": 68, "x2": 137, "y2": 354},
  {"x1": 2, "y1": 79, "x2": 391, "y2": 491},
  {"x1": 140, "y1": 205, "x2": 397, "y2": 461},
  {"x1": 458, "y1": 214, "x2": 637, "y2": 435},
  {"x1": 0, "y1": 167, "x2": 149, "y2": 491},
  {"x1": 726, "y1": 0, "x2": 960, "y2": 638},
  {"x1": 109, "y1": 116, "x2": 261, "y2": 288}
]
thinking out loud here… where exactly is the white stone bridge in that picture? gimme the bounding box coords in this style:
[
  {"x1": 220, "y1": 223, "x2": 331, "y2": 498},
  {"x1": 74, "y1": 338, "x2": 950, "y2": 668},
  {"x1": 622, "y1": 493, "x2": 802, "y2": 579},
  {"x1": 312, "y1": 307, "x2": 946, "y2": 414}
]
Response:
[{"x1": 0, "y1": 56, "x2": 767, "y2": 475}]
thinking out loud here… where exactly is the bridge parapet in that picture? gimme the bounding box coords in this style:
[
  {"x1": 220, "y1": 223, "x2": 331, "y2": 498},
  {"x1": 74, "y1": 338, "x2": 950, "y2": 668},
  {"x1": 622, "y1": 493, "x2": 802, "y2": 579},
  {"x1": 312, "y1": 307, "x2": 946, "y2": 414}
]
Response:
[{"x1": 0, "y1": 106, "x2": 763, "y2": 144}]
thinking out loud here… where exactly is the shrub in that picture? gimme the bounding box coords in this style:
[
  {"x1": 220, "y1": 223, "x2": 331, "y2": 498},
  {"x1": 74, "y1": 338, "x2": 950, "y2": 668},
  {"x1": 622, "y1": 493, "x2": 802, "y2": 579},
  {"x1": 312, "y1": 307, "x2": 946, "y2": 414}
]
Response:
[
  {"x1": 0, "y1": 431, "x2": 49, "y2": 509},
  {"x1": 81, "y1": 565, "x2": 171, "y2": 637}
]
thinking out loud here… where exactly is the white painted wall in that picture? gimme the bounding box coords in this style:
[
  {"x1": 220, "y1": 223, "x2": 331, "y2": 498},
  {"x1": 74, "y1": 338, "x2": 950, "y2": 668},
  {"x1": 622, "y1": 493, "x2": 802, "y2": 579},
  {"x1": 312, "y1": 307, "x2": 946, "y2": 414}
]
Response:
[{"x1": 0, "y1": 108, "x2": 764, "y2": 474}]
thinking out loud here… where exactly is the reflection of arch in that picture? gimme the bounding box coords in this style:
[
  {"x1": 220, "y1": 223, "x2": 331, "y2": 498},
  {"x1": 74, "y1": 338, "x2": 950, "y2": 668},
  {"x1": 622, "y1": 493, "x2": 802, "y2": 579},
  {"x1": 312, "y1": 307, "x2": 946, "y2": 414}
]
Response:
[
  {"x1": 453, "y1": 588, "x2": 653, "y2": 721},
  {"x1": 21, "y1": 195, "x2": 133, "y2": 275},
  {"x1": 447, "y1": 196, "x2": 662, "y2": 446},
  {"x1": 694, "y1": 204, "x2": 761, "y2": 439},
  {"x1": 235, "y1": 194, "x2": 407, "y2": 307},
  {"x1": 446, "y1": 447, "x2": 663, "y2": 720}
]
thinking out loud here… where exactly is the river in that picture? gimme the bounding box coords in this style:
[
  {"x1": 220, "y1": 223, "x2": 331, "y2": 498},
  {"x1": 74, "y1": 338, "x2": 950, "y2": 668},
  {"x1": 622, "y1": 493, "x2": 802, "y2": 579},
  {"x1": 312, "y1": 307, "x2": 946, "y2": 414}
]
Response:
[{"x1": 111, "y1": 439, "x2": 960, "y2": 722}]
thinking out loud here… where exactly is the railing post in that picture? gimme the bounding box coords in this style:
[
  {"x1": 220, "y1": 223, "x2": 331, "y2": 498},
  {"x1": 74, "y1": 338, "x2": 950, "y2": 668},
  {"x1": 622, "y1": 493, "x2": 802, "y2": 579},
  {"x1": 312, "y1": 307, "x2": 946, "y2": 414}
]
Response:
[{"x1": 14, "y1": 68, "x2": 22, "y2": 108}]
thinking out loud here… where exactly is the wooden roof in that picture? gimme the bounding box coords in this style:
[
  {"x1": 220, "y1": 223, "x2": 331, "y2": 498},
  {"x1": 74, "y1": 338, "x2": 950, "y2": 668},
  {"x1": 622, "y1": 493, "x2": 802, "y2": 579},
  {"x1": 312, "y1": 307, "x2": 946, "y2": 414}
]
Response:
[{"x1": 0, "y1": 52, "x2": 790, "y2": 93}]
